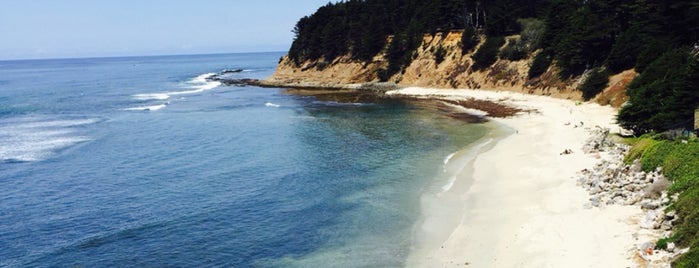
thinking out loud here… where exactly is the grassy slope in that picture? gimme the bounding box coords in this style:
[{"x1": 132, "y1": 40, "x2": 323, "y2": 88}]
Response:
[{"x1": 626, "y1": 137, "x2": 699, "y2": 267}]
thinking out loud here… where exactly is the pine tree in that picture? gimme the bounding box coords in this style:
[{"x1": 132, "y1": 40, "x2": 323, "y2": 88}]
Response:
[{"x1": 618, "y1": 48, "x2": 699, "y2": 134}]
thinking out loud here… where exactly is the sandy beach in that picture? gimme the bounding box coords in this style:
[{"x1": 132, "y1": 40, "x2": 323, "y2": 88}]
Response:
[{"x1": 388, "y1": 87, "x2": 646, "y2": 267}]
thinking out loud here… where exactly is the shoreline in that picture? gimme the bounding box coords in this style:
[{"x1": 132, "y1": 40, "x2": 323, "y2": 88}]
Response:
[
  {"x1": 408, "y1": 120, "x2": 509, "y2": 266},
  {"x1": 387, "y1": 87, "x2": 645, "y2": 267},
  {"x1": 259, "y1": 79, "x2": 677, "y2": 265}
]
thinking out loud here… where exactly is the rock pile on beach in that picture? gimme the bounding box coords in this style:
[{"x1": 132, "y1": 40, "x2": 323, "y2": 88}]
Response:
[
  {"x1": 577, "y1": 157, "x2": 673, "y2": 210},
  {"x1": 578, "y1": 128, "x2": 669, "y2": 210},
  {"x1": 581, "y1": 127, "x2": 617, "y2": 154},
  {"x1": 576, "y1": 128, "x2": 671, "y2": 211},
  {"x1": 575, "y1": 127, "x2": 687, "y2": 266}
]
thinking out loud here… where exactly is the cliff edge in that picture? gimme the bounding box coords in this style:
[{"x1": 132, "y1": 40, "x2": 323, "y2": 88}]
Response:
[{"x1": 264, "y1": 31, "x2": 635, "y2": 106}]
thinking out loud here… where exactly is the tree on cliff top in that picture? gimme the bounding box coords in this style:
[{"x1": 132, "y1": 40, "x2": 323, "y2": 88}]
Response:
[
  {"x1": 618, "y1": 48, "x2": 699, "y2": 134},
  {"x1": 287, "y1": 0, "x2": 545, "y2": 65},
  {"x1": 287, "y1": 0, "x2": 698, "y2": 107}
]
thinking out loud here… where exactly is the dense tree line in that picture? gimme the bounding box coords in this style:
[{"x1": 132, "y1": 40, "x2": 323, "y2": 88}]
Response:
[
  {"x1": 289, "y1": 0, "x2": 546, "y2": 66},
  {"x1": 289, "y1": 0, "x2": 699, "y2": 134},
  {"x1": 618, "y1": 48, "x2": 699, "y2": 134}
]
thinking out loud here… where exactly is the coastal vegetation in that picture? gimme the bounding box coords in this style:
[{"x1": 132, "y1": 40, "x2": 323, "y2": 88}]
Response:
[
  {"x1": 618, "y1": 48, "x2": 699, "y2": 134},
  {"x1": 626, "y1": 137, "x2": 699, "y2": 267},
  {"x1": 579, "y1": 67, "x2": 609, "y2": 101},
  {"x1": 471, "y1": 36, "x2": 505, "y2": 71}
]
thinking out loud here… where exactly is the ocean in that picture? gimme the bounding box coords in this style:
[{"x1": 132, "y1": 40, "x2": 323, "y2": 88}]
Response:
[{"x1": 0, "y1": 52, "x2": 489, "y2": 267}]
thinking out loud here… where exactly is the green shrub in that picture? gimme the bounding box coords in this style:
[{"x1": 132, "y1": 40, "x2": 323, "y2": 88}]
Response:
[
  {"x1": 500, "y1": 39, "x2": 528, "y2": 61},
  {"x1": 377, "y1": 68, "x2": 391, "y2": 82},
  {"x1": 656, "y1": 234, "x2": 678, "y2": 249},
  {"x1": 316, "y1": 61, "x2": 330, "y2": 71},
  {"x1": 528, "y1": 49, "x2": 553, "y2": 78},
  {"x1": 579, "y1": 67, "x2": 609, "y2": 100},
  {"x1": 461, "y1": 27, "x2": 479, "y2": 54},
  {"x1": 629, "y1": 138, "x2": 699, "y2": 265},
  {"x1": 674, "y1": 247, "x2": 699, "y2": 268},
  {"x1": 674, "y1": 188, "x2": 699, "y2": 240},
  {"x1": 624, "y1": 137, "x2": 660, "y2": 164},
  {"x1": 517, "y1": 18, "x2": 545, "y2": 51},
  {"x1": 434, "y1": 45, "x2": 447, "y2": 65},
  {"x1": 637, "y1": 140, "x2": 699, "y2": 193},
  {"x1": 471, "y1": 36, "x2": 505, "y2": 71}
]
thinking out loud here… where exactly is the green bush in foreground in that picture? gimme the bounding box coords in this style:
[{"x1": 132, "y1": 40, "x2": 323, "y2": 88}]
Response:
[
  {"x1": 628, "y1": 138, "x2": 699, "y2": 266},
  {"x1": 674, "y1": 246, "x2": 699, "y2": 268},
  {"x1": 637, "y1": 140, "x2": 699, "y2": 193},
  {"x1": 624, "y1": 137, "x2": 660, "y2": 164}
]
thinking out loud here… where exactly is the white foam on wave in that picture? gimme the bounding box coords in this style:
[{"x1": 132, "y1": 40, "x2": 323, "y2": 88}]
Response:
[
  {"x1": 167, "y1": 73, "x2": 221, "y2": 96},
  {"x1": 132, "y1": 93, "x2": 170, "y2": 101},
  {"x1": 441, "y1": 176, "x2": 458, "y2": 192},
  {"x1": 0, "y1": 117, "x2": 96, "y2": 162},
  {"x1": 168, "y1": 81, "x2": 221, "y2": 95},
  {"x1": 123, "y1": 104, "x2": 167, "y2": 111},
  {"x1": 440, "y1": 151, "x2": 459, "y2": 192},
  {"x1": 440, "y1": 137, "x2": 495, "y2": 193},
  {"x1": 442, "y1": 152, "x2": 457, "y2": 173},
  {"x1": 265, "y1": 102, "x2": 281, "y2": 108},
  {"x1": 128, "y1": 73, "x2": 221, "y2": 111},
  {"x1": 10, "y1": 118, "x2": 100, "y2": 129},
  {"x1": 189, "y1": 72, "x2": 217, "y2": 84}
]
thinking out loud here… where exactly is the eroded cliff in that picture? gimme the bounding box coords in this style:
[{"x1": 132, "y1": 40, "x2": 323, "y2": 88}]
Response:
[{"x1": 264, "y1": 31, "x2": 635, "y2": 106}]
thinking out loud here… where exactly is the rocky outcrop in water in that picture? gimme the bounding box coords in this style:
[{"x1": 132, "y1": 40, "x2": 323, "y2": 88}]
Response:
[{"x1": 210, "y1": 77, "x2": 261, "y2": 87}]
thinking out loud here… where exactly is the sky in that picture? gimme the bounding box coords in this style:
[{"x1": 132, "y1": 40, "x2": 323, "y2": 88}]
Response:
[{"x1": 0, "y1": 0, "x2": 332, "y2": 60}]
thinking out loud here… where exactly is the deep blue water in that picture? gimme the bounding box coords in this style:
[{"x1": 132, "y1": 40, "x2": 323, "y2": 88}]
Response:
[{"x1": 0, "y1": 53, "x2": 487, "y2": 267}]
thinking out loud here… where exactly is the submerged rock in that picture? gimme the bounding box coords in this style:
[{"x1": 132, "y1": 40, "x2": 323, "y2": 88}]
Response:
[{"x1": 220, "y1": 68, "x2": 243, "y2": 74}]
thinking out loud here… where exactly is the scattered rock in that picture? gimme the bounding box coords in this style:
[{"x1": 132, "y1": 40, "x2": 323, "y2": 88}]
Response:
[
  {"x1": 575, "y1": 127, "x2": 681, "y2": 266},
  {"x1": 640, "y1": 200, "x2": 660, "y2": 210},
  {"x1": 665, "y1": 211, "x2": 676, "y2": 221},
  {"x1": 667, "y1": 242, "x2": 676, "y2": 253},
  {"x1": 576, "y1": 128, "x2": 670, "y2": 210}
]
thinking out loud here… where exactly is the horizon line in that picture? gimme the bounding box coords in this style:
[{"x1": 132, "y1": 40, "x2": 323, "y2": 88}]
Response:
[{"x1": 0, "y1": 50, "x2": 289, "y2": 62}]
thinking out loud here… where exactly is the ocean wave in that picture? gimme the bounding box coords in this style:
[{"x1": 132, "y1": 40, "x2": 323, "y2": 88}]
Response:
[
  {"x1": 132, "y1": 93, "x2": 170, "y2": 101},
  {"x1": 169, "y1": 73, "x2": 221, "y2": 95},
  {"x1": 441, "y1": 176, "x2": 457, "y2": 192},
  {"x1": 123, "y1": 104, "x2": 167, "y2": 111},
  {"x1": 0, "y1": 117, "x2": 96, "y2": 162},
  {"x1": 442, "y1": 152, "x2": 456, "y2": 173},
  {"x1": 131, "y1": 74, "x2": 220, "y2": 100},
  {"x1": 9, "y1": 118, "x2": 100, "y2": 129},
  {"x1": 128, "y1": 73, "x2": 221, "y2": 111},
  {"x1": 265, "y1": 102, "x2": 281, "y2": 108},
  {"x1": 167, "y1": 80, "x2": 221, "y2": 95},
  {"x1": 440, "y1": 138, "x2": 494, "y2": 193},
  {"x1": 188, "y1": 72, "x2": 216, "y2": 84}
]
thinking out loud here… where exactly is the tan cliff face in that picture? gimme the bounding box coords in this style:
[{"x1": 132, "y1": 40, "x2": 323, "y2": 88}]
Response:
[{"x1": 266, "y1": 31, "x2": 636, "y2": 106}]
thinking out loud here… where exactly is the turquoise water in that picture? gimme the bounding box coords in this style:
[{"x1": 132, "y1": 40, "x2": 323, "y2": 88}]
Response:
[{"x1": 0, "y1": 53, "x2": 488, "y2": 267}]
